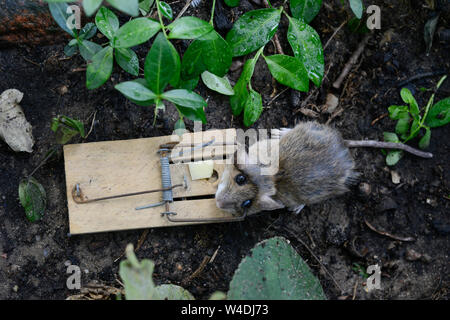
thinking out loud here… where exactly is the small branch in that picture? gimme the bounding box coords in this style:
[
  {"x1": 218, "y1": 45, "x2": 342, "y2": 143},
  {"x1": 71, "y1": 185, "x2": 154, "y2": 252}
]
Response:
[
  {"x1": 345, "y1": 140, "x2": 433, "y2": 158},
  {"x1": 364, "y1": 220, "x2": 415, "y2": 242},
  {"x1": 263, "y1": 0, "x2": 284, "y2": 54},
  {"x1": 175, "y1": 0, "x2": 193, "y2": 20},
  {"x1": 323, "y1": 20, "x2": 347, "y2": 51},
  {"x1": 182, "y1": 255, "x2": 210, "y2": 286}
]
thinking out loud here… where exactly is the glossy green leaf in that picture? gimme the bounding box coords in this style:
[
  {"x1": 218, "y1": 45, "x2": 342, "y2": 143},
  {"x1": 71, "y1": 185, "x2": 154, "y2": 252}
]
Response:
[
  {"x1": 425, "y1": 97, "x2": 450, "y2": 128},
  {"x1": 158, "y1": 1, "x2": 173, "y2": 20},
  {"x1": 167, "y1": 17, "x2": 213, "y2": 40},
  {"x1": 400, "y1": 88, "x2": 419, "y2": 117},
  {"x1": 181, "y1": 30, "x2": 232, "y2": 79},
  {"x1": 115, "y1": 81, "x2": 157, "y2": 101},
  {"x1": 177, "y1": 77, "x2": 199, "y2": 91},
  {"x1": 19, "y1": 177, "x2": 46, "y2": 222},
  {"x1": 290, "y1": 0, "x2": 322, "y2": 23},
  {"x1": 78, "y1": 40, "x2": 103, "y2": 62},
  {"x1": 264, "y1": 54, "x2": 309, "y2": 92},
  {"x1": 226, "y1": 8, "x2": 281, "y2": 57},
  {"x1": 115, "y1": 48, "x2": 139, "y2": 76},
  {"x1": 228, "y1": 237, "x2": 326, "y2": 300},
  {"x1": 48, "y1": 2, "x2": 77, "y2": 36},
  {"x1": 79, "y1": 23, "x2": 97, "y2": 40},
  {"x1": 107, "y1": 0, "x2": 139, "y2": 16},
  {"x1": 114, "y1": 18, "x2": 161, "y2": 48},
  {"x1": 162, "y1": 89, "x2": 207, "y2": 123},
  {"x1": 139, "y1": 0, "x2": 155, "y2": 15},
  {"x1": 144, "y1": 32, "x2": 180, "y2": 93},
  {"x1": 124, "y1": 79, "x2": 155, "y2": 106},
  {"x1": 83, "y1": 0, "x2": 103, "y2": 16},
  {"x1": 243, "y1": 89, "x2": 263, "y2": 127},
  {"x1": 347, "y1": 17, "x2": 370, "y2": 34},
  {"x1": 349, "y1": 0, "x2": 364, "y2": 19},
  {"x1": 418, "y1": 127, "x2": 431, "y2": 149},
  {"x1": 388, "y1": 105, "x2": 409, "y2": 120},
  {"x1": 95, "y1": 7, "x2": 120, "y2": 40},
  {"x1": 287, "y1": 17, "x2": 324, "y2": 86},
  {"x1": 86, "y1": 46, "x2": 114, "y2": 89},
  {"x1": 201, "y1": 71, "x2": 234, "y2": 95},
  {"x1": 386, "y1": 150, "x2": 403, "y2": 166}
]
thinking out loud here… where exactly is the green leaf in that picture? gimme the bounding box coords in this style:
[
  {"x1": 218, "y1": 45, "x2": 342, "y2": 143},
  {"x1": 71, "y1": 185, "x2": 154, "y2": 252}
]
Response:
[
  {"x1": 181, "y1": 30, "x2": 232, "y2": 80},
  {"x1": 123, "y1": 79, "x2": 155, "y2": 106},
  {"x1": 51, "y1": 115, "x2": 85, "y2": 144},
  {"x1": 167, "y1": 17, "x2": 213, "y2": 40},
  {"x1": 349, "y1": 0, "x2": 364, "y2": 19},
  {"x1": 86, "y1": 46, "x2": 114, "y2": 89},
  {"x1": 177, "y1": 77, "x2": 199, "y2": 91},
  {"x1": 347, "y1": 17, "x2": 370, "y2": 34},
  {"x1": 153, "y1": 285, "x2": 195, "y2": 300},
  {"x1": 395, "y1": 113, "x2": 410, "y2": 136},
  {"x1": 400, "y1": 88, "x2": 419, "y2": 117},
  {"x1": 95, "y1": 6, "x2": 120, "y2": 40},
  {"x1": 115, "y1": 81, "x2": 157, "y2": 101},
  {"x1": 425, "y1": 97, "x2": 450, "y2": 128},
  {"x1": 83, "y1": 0, "x2": 103, "y2": 16},
  {"x1": 226, "y1": 8, "x2": 281, "y2": 57},
  {"x1": 64, "y1": 41, "x2": 78, "y2": 57},
  {"x1": 174, "y1": 118, "x2": 187, "y2": 136},
  {"x1": 243, "y1": 89, "x2": 263, "y2": 127},
  {"x1": 388, "y1": 105, "x2": 409, "y2": 120},
  {"x1": 78, "y1": 40, "x2": 103, "y2": 62},
  {"x1": 287, "y1": 17, "x2": 324, "y2": 87},
  {"x1": 418, "y1": 127, "x2": 431, "y2": 149},
  {"x1": 228, "y1": 237, "x2": 326, "y2": 300},
  {"x1": 19, "y1": 177, "x2": 47, "y2": 222},
  {"x1": 290, "y1": 0, "x2": 323, "y2": 24},
  {"x1": 115, "y1": 48, "x2": 139, "y2": 76},
  {"x1": 158, "y1": 1, "x2": 173, "y2": 20},
  {"x1": 224, "y1": 0, "x2": 240, "y2": 7},
  {"x1": 264, "y1": 54, "x2": 309, "y2": 92},
  {"x1": 383, "y1": 131, "x2": 400, "y2": 143},
  {"x1": 79, "y1": 23, "x2": 97, "y2": 40},
  {"x1": 139, "y1": 0, "x2": 155, "y2": 15},
  {"x1": 107, "y1": 0, "x2": 139, "y2": 16},
  {"x1": 162, "y1": 89, "x2": 207, "y2": 123},
  {"x1": 386, "y1": 150, "x2": 403, "y2": 166},
  {"x1": 113, "y1": 18, "x2": 161, "y2": 48},
  {"x1": 409, "y1": 118, "x2": 421, "y2": 139},
  {"x1": 48, "y1": 2, "x2": 77, "y2": 36},
  {"x1": 201, "y1": 71, "x2": 234, "y2": 95},
  {"x1": 144, "y1": 32, "x2": 180, "y2": 93}
]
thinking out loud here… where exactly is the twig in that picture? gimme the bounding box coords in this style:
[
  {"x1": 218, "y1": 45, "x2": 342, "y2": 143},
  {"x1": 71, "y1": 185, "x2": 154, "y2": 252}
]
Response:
[
  {"x1": 396, "y1": 70, "x2": 447, "y2": 88},
  {"x1": 285, "y1": 228, "x2": 345, "y2": 294},
  {"x1": 346, "y1": 140, "x2": 433, "y2": 158},
  {"x1": 84, "y1": 110, "x2": 97, "y2": 140},
  {"x1": 175, "y1": 0, "x2": 193, "y2": 20},
  {"x1": 209, "y1": 246, "x2": 220, "y2": 264},
  {"x1": 352, "y1": 281, "x2": 358, "y2": 300},
  {"x1": 370, "y1": 113, "x2": 388, "y2": 126},
  {"x1": 263, "y1": 0, "x2": 284, "y2": 54},
  {"x1": 364, "y1": 219, "x2": 415, "y2": 242},
  {"x1": 71, "y1": 67, "x2": 86, "y2": 72},
  {"x1": 323, "y1": 20, "x2": 347, "y2": 51},
  {"x1": 267, "y1": 87, "x2": 289, "y2": 106},
  {"x1": 333, "y1": 34, "x2": 370, "y2": 90},
  {"x1": 135, "y1": 229, "x2": 149, "y2": 252},
  {"x1": 22, "y1": 56, "x2": 41, "y2": 67},
  {"x1": 182, "y1": 255, "x2": 210, "y2": 285}
]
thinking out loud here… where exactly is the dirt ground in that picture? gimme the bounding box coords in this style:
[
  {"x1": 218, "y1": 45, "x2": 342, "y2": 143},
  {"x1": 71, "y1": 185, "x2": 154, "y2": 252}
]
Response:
[{"x1": 0, "y1": 0, "x2": 449, "y2": 300}]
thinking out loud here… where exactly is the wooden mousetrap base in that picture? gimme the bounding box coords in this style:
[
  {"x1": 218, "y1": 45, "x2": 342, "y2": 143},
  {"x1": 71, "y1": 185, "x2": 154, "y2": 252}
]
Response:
[{"x1": 64, "y1": 129, "x2": 237, "y2": 235}]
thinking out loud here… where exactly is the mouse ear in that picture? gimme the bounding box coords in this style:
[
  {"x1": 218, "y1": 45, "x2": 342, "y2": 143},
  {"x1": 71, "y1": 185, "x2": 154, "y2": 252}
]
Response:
[{"x1": 257, "y1": 194, "x2": 284, "y2": 211}]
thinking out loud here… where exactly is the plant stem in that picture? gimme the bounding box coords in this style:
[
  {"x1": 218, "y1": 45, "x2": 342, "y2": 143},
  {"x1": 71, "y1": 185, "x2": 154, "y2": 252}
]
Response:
[
  {"x1": 210, "y1": 0, "x2": 216, "y2": 26},
  {"x1": 28, "y1": 146, "x2": 59, "y2": 179},
  {"x1": 155, "y1": 0, "x2": 167, "y2": 37}
]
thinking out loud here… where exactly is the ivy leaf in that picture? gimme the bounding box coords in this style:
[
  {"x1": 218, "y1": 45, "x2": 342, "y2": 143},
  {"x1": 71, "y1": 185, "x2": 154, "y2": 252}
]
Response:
[
  {"x1": 113, "y1": 18, "x2": 161, "y2": 48},
  {"x1": 264, "y1": 54, "x2": 309, "y2": 92},
  {"x1": 158, "y1": 1, "x2": 173, "y2": 20},
  {"x1": 201, "y1": 71, "x2": 234, "y2": 95},
  {"x1": 418, "y1": 127, "x2": 431, "y2": 149},
  {"x1": 290, "y1": 0, "x2": 323, "y2": 24},
  {"x1": 226, "y1": 8, "x2": 281, "y2": 57},
  {"x1": 162, "y1": 89, "x2": 207, "y2": 123},
  {"x1": 115, "y1": 81, "x2": 157, "y2": 101},
  {"x1": 86, "y1": 46, "x2": 114, "y2": 89},
  {"x1": 115, "y1": 48, "x2": 139, "y2": 76},
  {"x1": 167, "y1": 17, "x2": 213, "y2": 40},
  {"x1": 83, "y1": 0, "x2": 103, "y2": 16},
  {"x1": 48, "y1": 2, "x2": 77, "y2": 36},
  {"x1": 425, "y1": 97, "x2": 450, "y2": 128},
  {"x1": 144, "y1": 32, "x2": 180, "y2": 94},
  {"x1": 181, "y1": 30, "x2": 232, "y2": 80},
  {"x1": 243, "y1": 89, "x2": 263, "y2": 127},
  {"x1": 78, "y1": 40, "x2": 103, "y2": 62},
  {"x1": 107, "y1": 0, "x2": 139, "y2": 16},
  {"x1": 349, "y1": 0, "x2": 364, "y2": 19},
  {"x1": 400, "y1": 88, "x2": 419, "y2": 118},
  {"x1": 287, "y1": 17, "x2": 324, "y2": 87},
  {"x1": 95, "y1": 6, "x2": 120, "y2": 40},
  {"x1": 19, "y1": 177, "x2": 47, "y2": 222}
]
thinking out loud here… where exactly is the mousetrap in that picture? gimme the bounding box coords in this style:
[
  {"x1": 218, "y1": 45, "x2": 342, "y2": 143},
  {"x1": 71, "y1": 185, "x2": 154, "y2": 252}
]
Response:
[{"x1": 63, "y1": 129, "x2": 241, "y2": 235}]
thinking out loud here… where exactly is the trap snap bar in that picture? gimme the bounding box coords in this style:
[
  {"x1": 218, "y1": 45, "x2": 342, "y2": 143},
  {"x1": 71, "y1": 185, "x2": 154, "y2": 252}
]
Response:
[{"x1": 63, "y1": 129, "x2": 241, "y2": 235}]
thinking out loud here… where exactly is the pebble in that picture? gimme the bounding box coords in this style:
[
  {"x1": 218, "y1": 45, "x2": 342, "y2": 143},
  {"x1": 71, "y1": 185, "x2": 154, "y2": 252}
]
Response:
[
  {"x1": 391, "y1": 171, "x2": 401, "y2": 184},
  {"x1": 405, "y1": 249, "x2": 422, "y2": 261}
]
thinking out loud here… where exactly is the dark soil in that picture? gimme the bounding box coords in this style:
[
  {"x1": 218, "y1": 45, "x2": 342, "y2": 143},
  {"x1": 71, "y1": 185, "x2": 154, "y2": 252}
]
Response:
[{"x1": 0, "y1": 0, "x2": 449, "y2": 300}]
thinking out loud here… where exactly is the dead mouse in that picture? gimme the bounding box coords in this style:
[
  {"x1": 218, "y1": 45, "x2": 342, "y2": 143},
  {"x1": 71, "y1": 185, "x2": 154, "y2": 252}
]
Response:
[{"x1": 215, "y1": 121, "x2": 432, "y2": 216}]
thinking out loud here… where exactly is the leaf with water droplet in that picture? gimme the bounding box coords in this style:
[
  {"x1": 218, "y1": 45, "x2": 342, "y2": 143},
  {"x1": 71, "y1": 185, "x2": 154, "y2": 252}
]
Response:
[
  {"x1": 290, "y1": 0, "x2": 322, "y2": 24},
  {"x1": 201, "y1": 71, "x2": 234, "y2": 95},
  {"x1": 264, "y1": 54, "x2": 309, "y2": 92},
  {"x1": 243, "y1": 89, "x2": 262, "y2": 127},
  {"x1": 19, "y1": 177, "x2": 46, "y2": 222},
  {"x1": 113, "y1": 18, "x2": 161, "y2": 48}
]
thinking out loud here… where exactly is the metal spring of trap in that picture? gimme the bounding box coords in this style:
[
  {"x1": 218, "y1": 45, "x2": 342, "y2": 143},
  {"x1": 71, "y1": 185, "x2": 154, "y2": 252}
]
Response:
[{"x1": 72, "y1": 142, "x2": 247, "y2": 224}]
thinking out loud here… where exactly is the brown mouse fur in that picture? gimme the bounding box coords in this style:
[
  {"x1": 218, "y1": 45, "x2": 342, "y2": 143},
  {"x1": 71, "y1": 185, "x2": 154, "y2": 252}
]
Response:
[{"x1": 215, "y1": 121, "x2": 359, "y2": 216}]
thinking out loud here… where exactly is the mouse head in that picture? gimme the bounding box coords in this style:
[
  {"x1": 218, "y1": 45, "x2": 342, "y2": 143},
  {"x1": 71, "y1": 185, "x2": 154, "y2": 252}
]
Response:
[{"x1": 215, "y1": 150, "x2": 284, "y2": 216}]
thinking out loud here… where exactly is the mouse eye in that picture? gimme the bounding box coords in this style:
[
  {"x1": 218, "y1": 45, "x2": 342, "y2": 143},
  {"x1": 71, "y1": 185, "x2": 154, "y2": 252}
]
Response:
[
  {"x1": 241, "y1": 199, "x2": 252, "y2": 209},
  {"x1": 235, "y1": 174, "x2": 247, "y2": 185}
]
